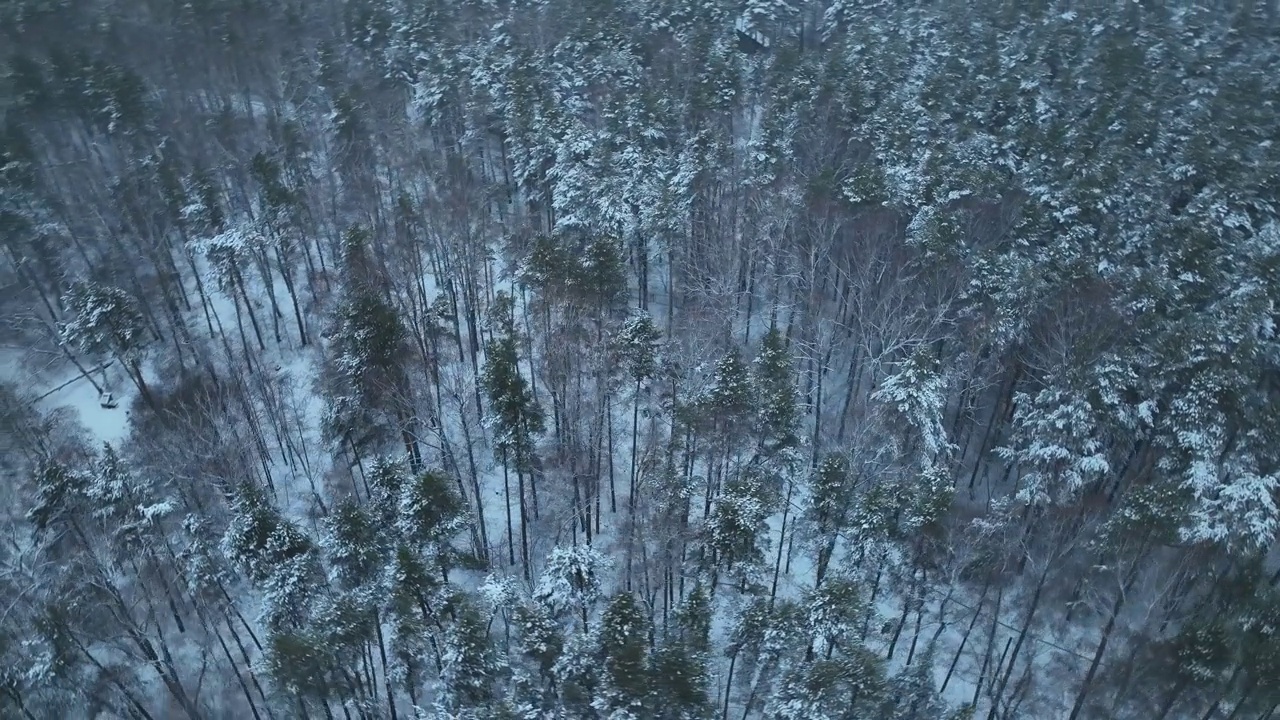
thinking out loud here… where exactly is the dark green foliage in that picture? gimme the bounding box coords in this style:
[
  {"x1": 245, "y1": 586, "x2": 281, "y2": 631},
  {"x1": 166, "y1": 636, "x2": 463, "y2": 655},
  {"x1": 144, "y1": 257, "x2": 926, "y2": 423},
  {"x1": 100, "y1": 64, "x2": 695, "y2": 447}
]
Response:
[
  {"x1": 613, "y1": 311, "x2": 663, "y2": 383},
  {"x1": 597, "y1": 592, "x2": 651, "y2": 717},
  {"x1": 26, "y1": 458, "x2": 86, "y2": 535},
  {"x1": 249, "y1": 152, "x2": 298, "y2": 223},
  {"x1": 222, "y1": 482, "x2": 322, "y2": 630},
  {"x1": 398, "y1": 468, "x2": 467, "y2": 547},
  {"x1": 754, "y1": 325, "x2": 799, "y2": 455},
  {"x1": 651, "y1": 584, "x2": 714, "y2": 719},
  {"x1": 770, "y1": 650, "x2": 887, "y2": 720},
  {"x1": 439, "y1": 594, "x2": 497, "y2": 711},
  {"x1": 692, "y1": 346, "x2": 754, "y2": 443},
  {"x1": 707, "y1": 467, "x2": 773, "y2": 582},
  {"x1": 482, "y1": 291, "x2": 545, "y2": 469},
  {"x1": 323, "y1": 498, "x2": 388, "y2": 590},
  {"x1": 59, "y1": 282, "x2": 149, "y2": 364},
  {"x1": 523, "y1": 231, "x2": 628, "y2": 313}
]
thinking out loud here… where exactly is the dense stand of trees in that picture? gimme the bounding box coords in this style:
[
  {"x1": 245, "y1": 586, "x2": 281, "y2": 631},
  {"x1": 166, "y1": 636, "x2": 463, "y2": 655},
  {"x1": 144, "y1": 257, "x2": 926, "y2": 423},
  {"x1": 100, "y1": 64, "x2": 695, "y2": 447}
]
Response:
[{"x1": 3, "y1": 0, "x2": 1280, "y2": 718}]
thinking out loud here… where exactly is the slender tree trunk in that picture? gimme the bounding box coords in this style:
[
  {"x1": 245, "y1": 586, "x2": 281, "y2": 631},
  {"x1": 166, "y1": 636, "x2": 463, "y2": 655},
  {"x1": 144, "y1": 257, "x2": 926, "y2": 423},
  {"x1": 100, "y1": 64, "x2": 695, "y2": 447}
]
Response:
[
  {"x1": 1199, "y1": 665, "x2": 1246, "y2": 720},
  {"x1": 906, "y1": 570, "x2": 935, "y2": 667},
  {"x1": 210, "y1": 618, "x2": 265, "y2": 720},
  {"x1": 607, "y1": 394, "x2": 616, "y2": 514},
  {"x1": 987, "y1": 559, "x2": 1053, "y2": 720},
  {"x1": 630, "y1": 378, "x2": 641, "y2": 509},
  {"x1": 1068, "y1": 568, "x2": 1137, "y2": 720},
  {"x1": 518, "y1": 467, "x2": 531, "y2": 583},
  {"x1": 502, "y1": 453, "x2": 515, "y2": 567},
  {"x1": 886, "y1": 566, "x2": 916, "y2": 662},
  {"x1": 769, "y1": 477, "x2": 793, "y2": 605},
  {"x1": 974, "y1": 586, "x2": 1005, "y2": 708},
  {"x1": 1152, "y1": 679, "x2": 1189, "y2": 720},
  {"x1": 232, "y1": 265, "x2": 266, "y2": 351},
  {"x1": 275, "y1": 246, "x2": 308, "y2": 345},
  {"x1": 942, "y1": 579, "x2": 991, "y2": 693},
  {"x1": 373, "y1": 612, "x2": 398, "y2": 720},
  {"x1": 722, "y1": 651, "x2": 737, "y2": 720}
]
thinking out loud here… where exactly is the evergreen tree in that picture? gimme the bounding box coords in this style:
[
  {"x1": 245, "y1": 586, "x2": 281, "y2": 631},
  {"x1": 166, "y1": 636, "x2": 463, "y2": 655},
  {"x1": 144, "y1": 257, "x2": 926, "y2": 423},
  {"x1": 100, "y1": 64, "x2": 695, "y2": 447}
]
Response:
[
  {"x1": 533, "y1": 544, "x2": 607, "y2": 622},
  {"x1": 879, "y1": 644, "x2": 956, "y2": 720},
  {"x1": 397, "y1": 467, "x2": 470, "y2": 575},
  {"x1": 807, "y1": 453, "x2": 854, "y2": 587},
  {"x1": 754, "y1": 324, "x2": 800, "y2": 456},
  {"x1": 706, "y1": 466, "x2": 773, "y2": 590},
  {"x1": 696, "y1": 346, "x2": 754, "y2": 444},
  {"x1": 613, "y1": 311, "x2": 663, "y2": 507},
  {"x1": 482, "y1": 290, "x2": 545, "y2": 579},
  {"x1": 59, "y1": 281, "x2": 155, "y2": 406},
  {"x1": 509, "y1": 598, "x2": 565, "y2": 709},
  {"x1": 437, "y1": 592, "x2": 498, "y2": 712},
  {"x1": 650, "y1": 583, "x2": 714, "y2": 719},
  {"x1": 324, "y1": 232, "x2": 415, "y2": 462},
  {"x1": 871, "y1": 345, "x2": 950, "y2": 470},
  {"x1": 5, "y1": 3, "x2": 1280, "y2": 719},
  {"x1": 221, "y1": 481, "x2": 323, "y2": 632},
  {"x1": 385, "y1": 542, "x2": 446, "y2": 708},
  {"x1": 595, "y1": 592, "x2": 651, "y2": 718}
]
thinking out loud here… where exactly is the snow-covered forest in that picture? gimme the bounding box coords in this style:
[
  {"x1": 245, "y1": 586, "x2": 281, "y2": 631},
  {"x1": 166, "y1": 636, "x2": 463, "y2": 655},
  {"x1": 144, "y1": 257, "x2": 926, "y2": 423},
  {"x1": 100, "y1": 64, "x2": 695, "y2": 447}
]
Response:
[{"x1": 2, "y1": 0, "x2": 1279, "y2": 718}]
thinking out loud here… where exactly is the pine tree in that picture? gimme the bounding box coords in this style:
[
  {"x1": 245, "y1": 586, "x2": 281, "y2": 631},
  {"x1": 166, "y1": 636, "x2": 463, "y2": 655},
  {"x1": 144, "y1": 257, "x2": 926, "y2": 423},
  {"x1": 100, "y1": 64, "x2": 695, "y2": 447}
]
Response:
[
  {"x1": 879, "y1": 643, "x2": 954, "y2": 720},
  {"x1": 437, "y1": 592, "x2": 498, "y2": 712},
  {"x1": 871, "y1": 345, "x2": 950, "y2": 470},
  {"x1": 575, "y1": 234, "x2": 628, "y2": 317},
  {"x1": 754, "y1": 324, "x2": 800, "y2": 456},
  {"x1": 805, "y1": 575, "x2": 865, "y2": 661},
  {"x1": 768, "y1": 648, "x2": 888, "y2": 720},
  {"x1": 697, "y1": 346, "x2": 754, "y2": 444},
  {"x1": 263, "y1": 627, "x2": 343, "y2": 712},
  {"x1": 509, "y1": 599, "x2": 565, "y2": 708},
  {"x1": 650, "y1": 583, "x2": 713, "y2": 720},
  {"x1": 324, "y1": 249, "x2": 413, "y2": 463},
  {"x1": 554, "y1": 630, "x2": 601, "y2": 717},
  {"x1": 613, "y1": 311, "x2": 663, "y2": 507},
  {"x1": 385, "y1": 542, "x2": 446, "y2": 708},
  {"x1": 533, "y1": 544, "x2": 606, "y2": 622},
  {"x1": 221, "y1": 481, "x2": 323, "y2": 632},
  {"x1": 59, "y1": 281, "x2": 155, "y2": 407},
  {"x1": 595, "y1": 592, "x2": 651, "y2": 718},
  {"x1": 706, "y1": 465, "x2": 773, "y2": 591},
  {"x1": 397, "y1": 467, "x2": 470, "y2": 577},
  {"x1": 807, "y1": 453, "x2": 854, "y2": 587},
  {"x1": 323, "y1": 497, "x2": 388, "y2": 592},
  {"x1": 482, "y1": 290, "x2": 545, "y2": 579}
]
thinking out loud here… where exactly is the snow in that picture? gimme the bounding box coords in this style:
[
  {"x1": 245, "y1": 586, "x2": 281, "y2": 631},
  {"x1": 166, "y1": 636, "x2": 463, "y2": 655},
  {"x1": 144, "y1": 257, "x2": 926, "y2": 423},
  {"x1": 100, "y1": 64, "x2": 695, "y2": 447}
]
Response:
[
  {"x1": 38, "y1": 366, "x2": 133, "y2": 446},
  {"x1": 0, "y1": 347, "x2": 132, "y2": 446}
]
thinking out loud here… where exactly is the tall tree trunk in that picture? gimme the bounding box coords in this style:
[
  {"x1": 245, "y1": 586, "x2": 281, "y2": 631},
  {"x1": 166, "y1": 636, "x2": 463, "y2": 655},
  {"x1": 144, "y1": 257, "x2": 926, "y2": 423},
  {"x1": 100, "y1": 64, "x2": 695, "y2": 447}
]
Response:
[
  {"x1": 942, "y1": 579, "x2": 991, "y2": 693},
  {"x1": 1068, "y1": 565, "x2": 1138, "y2": 720},
  {"x1": 517, "y1": 468, "x2": 531, "y2": 583},
  {"x1": 630, "y1": 377, "x2": 642, "y2": 510},
  {"x1": 769, "y1": 476, "x2": 793, "y2": 605},
  {"x1": 275, "y1": 246, "x2": 308, "y2": 345},
  {"x1": 987, "y1": 557, "x2": 1053, "y2": 720},
  {"x1": 502, "y1": 453, "x2": 515, "y2": 567},
  {"x1": 232, "y1": 265, "x2": 266, "y2": 351}
]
